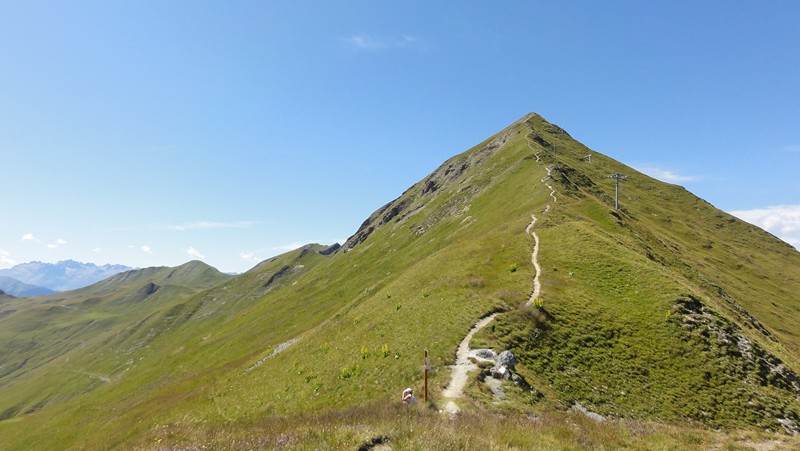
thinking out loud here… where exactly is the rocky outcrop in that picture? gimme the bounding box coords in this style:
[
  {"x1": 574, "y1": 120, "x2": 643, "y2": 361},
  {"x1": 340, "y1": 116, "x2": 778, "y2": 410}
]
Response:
[
  {"x1": 671, "y1": 295, "x2": 800, "y2": 432},
  {"x1": 263, "y1": 265, "x2": 293, "y2": 290},
  {"x1": 124, "y1": 282, "x2": 160, "y2": 304},
  {"x1": 572, "y1": 402, "x2": 606, "y2": 422},
  {"x1": 778, "y1": 418, "x2": 799, "y2": 436},
  {"x1": 672, "y1": 296, "x2": 800, "y2": 395},
  {"x1": 318, "y1": 243, "x2": 341, "y2": 256},
  {"x1": 497, "y1": 350, "x2": 517, "y2": 369},
  {"x1": 472, "y1": 349, "x2": 529, "y2": 389}
]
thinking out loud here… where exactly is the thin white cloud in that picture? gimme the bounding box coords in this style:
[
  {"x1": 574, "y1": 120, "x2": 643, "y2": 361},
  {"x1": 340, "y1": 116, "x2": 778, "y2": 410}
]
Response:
[
  {"x1": 187, "y1": 246, "x2": 205, "y2": 259},
  {"x1": 782, "y1": 144, "x2": 800, "y2": 153},
  {"x1": 239, "y1": 250, "x2": 262, "y2": 264},
  {"x1": 140, "y1": 245, "x2": 152, "y2": 254},
  {"x1": 341, "y1": 33, "x2": 422, "y2": 51},
  {"x1": 93, "y1": 247, "x2": 102, "y2": 253},
  {"x1": 47, "y1": 238, "x2": 68, "y2": 249},
  {"x1": 731, "y1": 204, "x2": 800, "y2": 248},
  {"x1": 0, "y1": 249, "x2": 16, "y2": 269},
  {"x1": 635, "y1": 166, "x2": 699, "y2": 183},
  {"x1": 20, "y1": 234, "x2": 68, "y2": 249},
  {"x1": 21, "y1": 233, "x2": 42, "y2": 243},
  {"x1": 167, "y1": 221, "x2": 257, "y2": 231},
  {"x1": 271, "y1": 242, "x2": 304, "y2": 252}
]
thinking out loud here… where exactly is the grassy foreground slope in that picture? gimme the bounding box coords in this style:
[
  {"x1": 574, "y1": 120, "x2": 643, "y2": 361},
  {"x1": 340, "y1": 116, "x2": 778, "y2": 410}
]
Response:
[{"x1": 0, "y1": 114, "x2": 798, "y2": 449}]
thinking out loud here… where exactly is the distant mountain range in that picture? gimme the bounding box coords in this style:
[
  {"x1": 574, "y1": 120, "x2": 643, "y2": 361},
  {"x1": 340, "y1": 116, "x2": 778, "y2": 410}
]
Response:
[
  {"x1": 0, "y1": 276, "x2": 56, "y2": 297},
  {"x1": 0, "y1": 260, "x2": 132, "y2": 293}
]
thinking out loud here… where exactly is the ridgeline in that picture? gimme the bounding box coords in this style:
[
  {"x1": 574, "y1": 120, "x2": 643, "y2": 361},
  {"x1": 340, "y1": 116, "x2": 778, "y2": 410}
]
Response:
[{"x1": 1, "y1": 114, "x2": 798, "y2": 449}]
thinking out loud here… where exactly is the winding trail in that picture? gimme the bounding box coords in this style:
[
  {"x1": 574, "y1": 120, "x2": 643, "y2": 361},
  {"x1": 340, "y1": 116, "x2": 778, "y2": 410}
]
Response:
[
  {"x1": 525, "y1": 214, "x2": 543, "y2": 307},
  {"x1": 441, "y1": 315, "x2": 498, "y2": 413},
  {"x1": 244, "y1": 338, "x2": 300, "y2": 374},
  {"x1": 441, "y1": 127, "x2": 556, "y2": 414}
]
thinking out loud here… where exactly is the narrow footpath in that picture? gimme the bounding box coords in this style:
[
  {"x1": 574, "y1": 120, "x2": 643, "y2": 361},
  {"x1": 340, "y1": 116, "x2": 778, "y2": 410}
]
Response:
[{"x1": 441, "y1": 130, "x2": 556, "y2": 414}]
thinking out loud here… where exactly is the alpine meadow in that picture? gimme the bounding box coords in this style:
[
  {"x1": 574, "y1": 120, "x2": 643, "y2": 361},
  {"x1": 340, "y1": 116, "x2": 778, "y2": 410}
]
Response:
[{"x1": 1, "y1": 114, "x2": 799, "y2": 450}]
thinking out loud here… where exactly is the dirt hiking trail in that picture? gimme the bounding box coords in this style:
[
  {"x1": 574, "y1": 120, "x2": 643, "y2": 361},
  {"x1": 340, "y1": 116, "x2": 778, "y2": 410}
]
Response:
[{"x1": 441, "y1": 129, "x2": 555, "y2": 414}]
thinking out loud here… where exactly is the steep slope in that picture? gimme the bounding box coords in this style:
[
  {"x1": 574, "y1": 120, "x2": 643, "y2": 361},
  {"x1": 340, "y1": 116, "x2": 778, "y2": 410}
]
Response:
[
  {"x1": 1, "y1": 114, "x2": 798, "y2": 449},
  {"x1": 478, "y1": 115, "x2": 800, "y2": 432}
]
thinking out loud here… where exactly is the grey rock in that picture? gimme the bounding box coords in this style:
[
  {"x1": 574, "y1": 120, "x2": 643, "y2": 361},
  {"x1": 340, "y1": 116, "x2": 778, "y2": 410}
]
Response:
[
  {"x1": 497, "y1": 350, "x2": 517, "y2": 370},
  {"x1": 778, "y1": 418, "x2": 799, "y2": 435},
  {"x1": 491, "y1": 366, "x2": 509, "y2": 380},
  {"x1": 572, "y1": 402, "x2": 605, "y2": 422},
  {"x1": 473, "y1": 349, "x2": 496, "y2": 359}
]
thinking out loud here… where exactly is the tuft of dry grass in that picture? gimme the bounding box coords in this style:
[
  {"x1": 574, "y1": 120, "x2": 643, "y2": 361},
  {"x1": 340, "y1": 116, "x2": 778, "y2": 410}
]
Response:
[{"x1": 129, "y1": 401, "x2": 800, "y2": 450}]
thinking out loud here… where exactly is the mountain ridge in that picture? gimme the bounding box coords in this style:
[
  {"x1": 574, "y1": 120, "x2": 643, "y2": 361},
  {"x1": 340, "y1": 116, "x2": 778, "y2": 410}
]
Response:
[
  {"x1": 0, "y1": 259, "x2": 133, "y2": 292},
  {"x1": 0, "y1": 276, "x2": 56, "y2": 297},
  {"x1": 1, "y1": 113, "x2": 798, "y2": 448}
]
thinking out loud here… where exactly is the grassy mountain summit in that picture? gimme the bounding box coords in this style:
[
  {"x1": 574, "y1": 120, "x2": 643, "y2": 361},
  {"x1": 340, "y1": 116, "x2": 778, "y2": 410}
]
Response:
[{"x1": 1, "y1": 113, "x2": 799, "y2": 449}]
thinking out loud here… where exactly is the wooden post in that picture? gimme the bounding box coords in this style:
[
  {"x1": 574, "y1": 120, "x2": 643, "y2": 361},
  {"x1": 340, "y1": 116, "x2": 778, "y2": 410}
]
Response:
[{"x1": 423, "y1": 349, "x2": 429, "y2": 403}]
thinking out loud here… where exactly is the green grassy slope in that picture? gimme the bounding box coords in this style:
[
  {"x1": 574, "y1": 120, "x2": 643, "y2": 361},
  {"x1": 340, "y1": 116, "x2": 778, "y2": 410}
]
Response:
[
  {"x1": 0, "y1": 114, "x2": 798, "y2": 449},
  {"x1": 0, "y1": 261, "x2": 232, "y2": 423},
  {"x1": 479, "y1": 115, "x2": 800, "y2": 431}
]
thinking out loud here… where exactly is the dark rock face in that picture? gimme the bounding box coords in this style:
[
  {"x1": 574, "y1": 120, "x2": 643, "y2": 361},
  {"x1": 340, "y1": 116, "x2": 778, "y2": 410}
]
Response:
[
  {"x1": 319, "y1": 243, "x2": 341, "y2": 256},
  {"x1": 263, "y1": 265, "x2": 293, "y2": 289},
  {"x1": 139, "y1": 282, "x2": 159, "y2": 296},
  {"x1": 126, "y1": 282, "x2": 160, "y2": 303}
]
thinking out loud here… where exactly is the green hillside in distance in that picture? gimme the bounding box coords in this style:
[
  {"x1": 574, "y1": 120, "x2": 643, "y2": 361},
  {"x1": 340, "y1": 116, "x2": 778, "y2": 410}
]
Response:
[
  {"x1": 0, "y1": 261, "x2": 232, "y2": 424},
  {"x1": 1, "y1": 113, "x2": 799, "y2": 449}
]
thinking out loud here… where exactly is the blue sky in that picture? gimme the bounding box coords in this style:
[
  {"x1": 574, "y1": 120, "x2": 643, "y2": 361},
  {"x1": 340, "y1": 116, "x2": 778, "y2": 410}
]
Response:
[{"x1": 1, "y1": 1, "x2": 798, "y2": 273}]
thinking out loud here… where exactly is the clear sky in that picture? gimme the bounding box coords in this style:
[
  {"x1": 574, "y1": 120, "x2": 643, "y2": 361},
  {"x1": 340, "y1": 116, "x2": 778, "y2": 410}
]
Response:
[{"x1": 2, "y1": 1, "x2": 798, "y2": 273}]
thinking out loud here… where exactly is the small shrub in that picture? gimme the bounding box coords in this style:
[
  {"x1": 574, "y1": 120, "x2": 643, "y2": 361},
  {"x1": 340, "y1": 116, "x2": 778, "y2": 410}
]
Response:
[
  {"x1": 508, "y1": 263, "x2": 518, "y2": 273},
  {"x1": 340, "y1": 364, "x2": 362, "y2": 380},
  {"x1": 381, "y1": 343, "x2": 390, "y2": 358},
  {"x1": 533, "y1": 297, "x2": 545, "y2": 309},
  {"x1": 360, "y1": 345, "x2": 369, "y2": 360}
]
